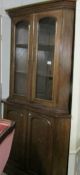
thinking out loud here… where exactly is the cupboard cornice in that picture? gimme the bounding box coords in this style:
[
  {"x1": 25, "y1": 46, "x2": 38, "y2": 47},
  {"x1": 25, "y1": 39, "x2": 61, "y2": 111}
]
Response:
[{"x1": 6, "y1": 0, "x2": 76, "y2": 18}]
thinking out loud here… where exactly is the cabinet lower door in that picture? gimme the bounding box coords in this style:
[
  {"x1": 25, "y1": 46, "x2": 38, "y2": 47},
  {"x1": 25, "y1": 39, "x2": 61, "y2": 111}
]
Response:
[
  {"x1": 26, "y1": 111, "x2": 70, "y2": 175},
  {"x1": 4, "y1": 104, "x2": 28, "y2": 170},
  {"x1": 4, "y1": 104, "x2": 70, "y2": 175},
  {"x1": 26, "y1": 112, "x2": 54, "y2": 175}
]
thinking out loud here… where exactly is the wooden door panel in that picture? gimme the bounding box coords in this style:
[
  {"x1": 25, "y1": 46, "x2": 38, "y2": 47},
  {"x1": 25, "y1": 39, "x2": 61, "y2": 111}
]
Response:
[
  {"x1": 25, "y1": 112, "x2": 70, "y2": 175},
  {"x1": 5, "y1": 106, "x2": 28, "y2": 169},
  {"x1": 26, "y1": 112, "x2": 54, "y2": 175}
]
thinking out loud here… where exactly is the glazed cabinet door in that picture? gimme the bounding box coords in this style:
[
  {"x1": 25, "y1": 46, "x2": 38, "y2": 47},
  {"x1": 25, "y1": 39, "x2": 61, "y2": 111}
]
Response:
[
  {"x1": 31, "y1": 10, "x2": 62, "y2": 108},
  {"x1": 10, "y1": 16, "x2": 33, "y2": 101},
  {"x1": 4, "y1": 104, "x2": 28, "y2": 170},
  {"x1": 31, "y1": 10, "x2": 74, "y2": 112}
]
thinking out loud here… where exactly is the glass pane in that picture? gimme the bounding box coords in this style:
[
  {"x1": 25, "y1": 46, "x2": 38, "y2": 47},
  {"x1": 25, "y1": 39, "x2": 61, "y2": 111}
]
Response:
[
  {"x1": 14, "y1": 21, "x2": 29, "y2": 95},
  {"x1": 15, "y1": 73, "x2": 26, "y2": 95},
  {"x1": 36, "y1": 17, "x2": 56, "y2": 100},
  {"x1": 15, "y1": 48, "x2": 27, "y2": 73},
  {"x1": 16, "y1": 22, "x2": 28, "y2": 45}
]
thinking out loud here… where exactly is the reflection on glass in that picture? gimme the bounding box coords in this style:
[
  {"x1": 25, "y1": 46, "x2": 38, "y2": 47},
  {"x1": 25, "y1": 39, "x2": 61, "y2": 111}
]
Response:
[
  {"x1": 36, "y1": 17, "x2": 56, "y2": 100},
  {"x1": 14, "y1": 21, "x2": 29, "y2": 95}
]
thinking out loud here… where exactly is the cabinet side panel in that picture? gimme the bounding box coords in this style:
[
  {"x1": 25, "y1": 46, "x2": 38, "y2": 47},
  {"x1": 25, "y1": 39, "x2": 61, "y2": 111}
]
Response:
[
  {"x1": 58, "y1": 10, "x2": 74, "y2": 111},
  {"x1": 26, "y1": 113, "x2": 54, "y2": 175},
  {"x1": 52, "y1": 117, "x2": 71, "y2": 175}
]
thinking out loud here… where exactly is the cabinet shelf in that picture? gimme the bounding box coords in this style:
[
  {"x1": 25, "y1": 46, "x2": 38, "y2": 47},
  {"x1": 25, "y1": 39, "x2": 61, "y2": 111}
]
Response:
[
  {"x1": 15, "y1": 71, "x2": 26, "y2": 75},
  {"x1": 16, "y1": 44, "x2": 28, "y2": 48},
  {"x1": 16, "y1": 43, "x2": 53, "y2": 51},
  {"x1": 37, "y1": 73, "x2": 53, "y2": 79},
  {"x1": 38, "y1": 44, "x2": 54, "y2": 51}
]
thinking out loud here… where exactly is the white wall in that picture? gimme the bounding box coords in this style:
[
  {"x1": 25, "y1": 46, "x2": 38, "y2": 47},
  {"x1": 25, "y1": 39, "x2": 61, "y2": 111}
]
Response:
[{"x1": 0, "y1": 0, "x2": 80, "y2": 174}]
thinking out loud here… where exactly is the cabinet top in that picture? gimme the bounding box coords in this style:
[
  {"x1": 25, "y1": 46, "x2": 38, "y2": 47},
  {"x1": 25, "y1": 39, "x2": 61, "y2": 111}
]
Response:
[{"x1": 6, "y1": 0, "x2": 76, "y2": 17}]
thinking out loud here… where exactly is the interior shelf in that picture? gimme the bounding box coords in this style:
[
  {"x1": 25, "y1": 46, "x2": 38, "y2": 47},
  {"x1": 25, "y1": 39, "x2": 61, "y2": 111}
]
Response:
[
  {"x1": 15, "y1": 71, "x2": 26, "y2": 75},
  {"x1": 37, "y1": 73, "x2": 53, "y2": 78},
  {"x1": 16, "y1": 44, "x2": 28, "y2": 48},
  {"x1": 38, "y1": 44, "x2": 54, "y2": 51},
  {"x1": 16, "y1": 43, "x2": 54, "y2": 51}
]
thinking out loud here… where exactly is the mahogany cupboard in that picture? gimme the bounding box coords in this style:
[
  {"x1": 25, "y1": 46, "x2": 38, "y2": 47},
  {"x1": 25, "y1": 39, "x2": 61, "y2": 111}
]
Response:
[{"x1": 3, "y1": 1, "x2": 76, "y2": 175}]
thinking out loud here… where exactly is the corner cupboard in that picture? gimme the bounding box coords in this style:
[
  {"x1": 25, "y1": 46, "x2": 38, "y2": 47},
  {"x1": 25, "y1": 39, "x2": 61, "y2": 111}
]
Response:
[{"x1": 3, "y1": 1, "x2": 76, "y2": 175}]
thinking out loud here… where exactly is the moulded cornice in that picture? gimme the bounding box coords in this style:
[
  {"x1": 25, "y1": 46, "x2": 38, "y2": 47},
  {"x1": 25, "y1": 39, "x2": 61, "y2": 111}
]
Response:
[{"x1": 6, "y1": 0, "x2": 76, "y2": 18}]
